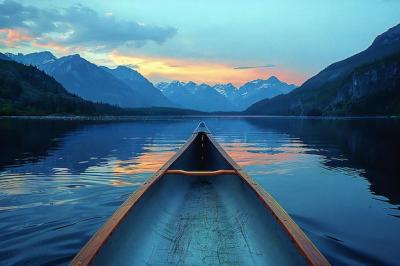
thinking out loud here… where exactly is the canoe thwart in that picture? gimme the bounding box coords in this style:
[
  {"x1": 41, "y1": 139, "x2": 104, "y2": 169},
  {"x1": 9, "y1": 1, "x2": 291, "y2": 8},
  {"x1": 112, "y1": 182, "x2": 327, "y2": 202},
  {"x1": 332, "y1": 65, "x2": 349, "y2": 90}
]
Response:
[{"x1": 165, "y1": 169, "x2": 236, "y2": 176}]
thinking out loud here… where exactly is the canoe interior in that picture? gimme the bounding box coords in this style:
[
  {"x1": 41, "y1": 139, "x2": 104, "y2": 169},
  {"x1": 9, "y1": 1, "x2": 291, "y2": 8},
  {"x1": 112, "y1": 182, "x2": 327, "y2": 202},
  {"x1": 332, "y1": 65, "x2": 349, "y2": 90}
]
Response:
[
  {"x1": 169, "y1": 132, "x2": 233, "y2": 171},
  {"x1": 91, "y1": 133, "x2": 308, "y2": 265}
]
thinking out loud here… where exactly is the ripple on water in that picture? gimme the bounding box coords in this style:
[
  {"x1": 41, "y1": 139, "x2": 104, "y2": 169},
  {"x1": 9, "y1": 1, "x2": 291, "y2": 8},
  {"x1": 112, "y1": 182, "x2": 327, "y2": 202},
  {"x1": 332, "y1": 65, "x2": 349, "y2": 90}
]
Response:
[{"x1": 1, "y1": 118, "x2": 400, "y2": 265}]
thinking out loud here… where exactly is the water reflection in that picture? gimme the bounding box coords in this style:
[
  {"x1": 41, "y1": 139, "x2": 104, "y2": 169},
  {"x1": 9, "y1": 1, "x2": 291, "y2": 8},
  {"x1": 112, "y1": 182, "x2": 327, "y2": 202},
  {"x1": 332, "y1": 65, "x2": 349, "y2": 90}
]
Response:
[
  {"x1": 246, "y1": 118, "x2": 400, "y2": 206},
  {"x1": 0, "y1": 117, "x2": 399, "y2": 265},
  {"x1": 222, "y1": 142, "x2": 297, "y2": 167}
]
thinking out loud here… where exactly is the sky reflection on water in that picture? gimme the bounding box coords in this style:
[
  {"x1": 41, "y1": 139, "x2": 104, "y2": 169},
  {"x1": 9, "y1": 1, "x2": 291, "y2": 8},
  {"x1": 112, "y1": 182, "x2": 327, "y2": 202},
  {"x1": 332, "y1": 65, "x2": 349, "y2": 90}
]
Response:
[{"x1": 0, "y1": 117, "x2": 399, "y2": 265}]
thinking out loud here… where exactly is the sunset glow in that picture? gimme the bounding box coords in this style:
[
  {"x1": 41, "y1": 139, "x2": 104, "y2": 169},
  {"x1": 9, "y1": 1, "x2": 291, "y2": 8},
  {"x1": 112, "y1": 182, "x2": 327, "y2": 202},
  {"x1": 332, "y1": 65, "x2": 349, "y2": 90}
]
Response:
[
  {"x1": 0, "y1": 29, "x2": 32, "y2": 47},
  {"x1": 110, "y1": 51, "x2": 305, "y2": 86},
  {"x1": 1, "y1": 1, "x2": 398, "y2": 86}
]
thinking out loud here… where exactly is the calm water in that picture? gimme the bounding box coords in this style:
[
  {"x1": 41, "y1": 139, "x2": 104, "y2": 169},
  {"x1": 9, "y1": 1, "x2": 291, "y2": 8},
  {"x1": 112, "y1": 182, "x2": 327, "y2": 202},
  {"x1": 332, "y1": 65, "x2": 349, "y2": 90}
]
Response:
[{"x1": 0, "y1": 117, "x2": 399, "y2": 265}]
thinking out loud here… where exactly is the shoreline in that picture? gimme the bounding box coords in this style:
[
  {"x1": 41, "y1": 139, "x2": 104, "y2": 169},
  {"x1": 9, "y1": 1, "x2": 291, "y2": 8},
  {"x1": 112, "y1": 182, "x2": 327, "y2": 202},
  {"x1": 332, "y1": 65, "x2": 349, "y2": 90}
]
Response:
[{"x1": 0, "y1": 115, "x2": 399, "y2": 121}]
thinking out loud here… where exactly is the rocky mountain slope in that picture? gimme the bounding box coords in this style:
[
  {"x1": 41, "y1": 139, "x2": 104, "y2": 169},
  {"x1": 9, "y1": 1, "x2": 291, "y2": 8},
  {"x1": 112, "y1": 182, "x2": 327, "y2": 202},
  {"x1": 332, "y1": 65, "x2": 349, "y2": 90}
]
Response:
[{"x1": 246, "y1": 24, "x2": 400, "y2": 116}]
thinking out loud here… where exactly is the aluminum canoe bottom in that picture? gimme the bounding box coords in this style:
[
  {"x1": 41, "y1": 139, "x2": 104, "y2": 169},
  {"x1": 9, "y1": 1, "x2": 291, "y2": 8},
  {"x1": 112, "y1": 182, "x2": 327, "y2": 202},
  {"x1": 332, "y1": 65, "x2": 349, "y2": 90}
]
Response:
[{"x1": 92, "y1": 173, "x2": 307, "y2": 266}]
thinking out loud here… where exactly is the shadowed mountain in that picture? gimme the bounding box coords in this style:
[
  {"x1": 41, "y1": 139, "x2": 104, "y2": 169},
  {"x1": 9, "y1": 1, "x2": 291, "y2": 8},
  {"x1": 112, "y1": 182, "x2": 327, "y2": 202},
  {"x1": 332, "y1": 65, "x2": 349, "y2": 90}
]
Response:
[
  {"x1": 6, "y1": 52, "x2": 174, "y2": 108},
  {"x1": 0, "y1": 53, "x2": 12, "y2": 61},
  {"x1": 0, "y1": 57, "x2": 122, "y2": 116},
  {"x1": 246, "y1": 24, "x2": 400, "y2": 116},
  {"x1": 12, "y1": 53, "x2": 145, "y2": 108},
  {"x1": 6, "y1": 51, "x2": 56, "y2": 66},
  {"x1": 101, "y1": 66, "x2": 173, "y2": 107}
]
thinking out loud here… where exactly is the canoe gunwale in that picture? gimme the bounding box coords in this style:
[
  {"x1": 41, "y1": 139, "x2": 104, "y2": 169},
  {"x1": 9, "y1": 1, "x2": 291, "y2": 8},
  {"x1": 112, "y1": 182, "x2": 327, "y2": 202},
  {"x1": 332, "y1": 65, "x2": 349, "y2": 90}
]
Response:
[{"x1": 70, "y1": 130, "x2": 330, "y2": 266}]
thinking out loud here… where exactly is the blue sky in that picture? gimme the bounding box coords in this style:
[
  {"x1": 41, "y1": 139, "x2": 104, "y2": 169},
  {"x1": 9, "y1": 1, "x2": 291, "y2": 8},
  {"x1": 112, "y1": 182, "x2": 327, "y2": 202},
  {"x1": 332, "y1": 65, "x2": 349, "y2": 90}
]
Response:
[{"x1": 1, "y1": 0, "x2": 399, "y2": 86}]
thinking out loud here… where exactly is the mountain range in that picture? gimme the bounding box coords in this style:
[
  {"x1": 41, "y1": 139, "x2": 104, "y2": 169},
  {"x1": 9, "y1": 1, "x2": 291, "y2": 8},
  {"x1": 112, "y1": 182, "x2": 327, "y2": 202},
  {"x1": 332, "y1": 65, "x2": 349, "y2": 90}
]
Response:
[
  {"x1": 5, "y1": 51, "x2": 295, "y2": 112},
  {"x1": 2, "y1": 23, "x2": 399, "y2": 116},
  {"x1": 155, "y1": 76, "x2": 296, "y2": 111},
  {"x1": 156, "y1": 81, "x2": 234, "y2": 112},
  {"x1": 0, "y1": 54, "x2": 203, "y2": 116},
  {"x1": 246, "y1": 23, "x2": 400, "y2": 116},
  {"x1": 6, "y1": 52, "x2": 173, "y2": 108}
]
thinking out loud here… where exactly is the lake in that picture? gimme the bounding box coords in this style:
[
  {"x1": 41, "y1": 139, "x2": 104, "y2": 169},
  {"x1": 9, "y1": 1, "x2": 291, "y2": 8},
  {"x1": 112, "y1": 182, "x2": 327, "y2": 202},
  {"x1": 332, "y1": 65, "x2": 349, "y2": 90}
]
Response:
[{"x1": 0, "y1": 117, "x2": 399, "y2": 265}]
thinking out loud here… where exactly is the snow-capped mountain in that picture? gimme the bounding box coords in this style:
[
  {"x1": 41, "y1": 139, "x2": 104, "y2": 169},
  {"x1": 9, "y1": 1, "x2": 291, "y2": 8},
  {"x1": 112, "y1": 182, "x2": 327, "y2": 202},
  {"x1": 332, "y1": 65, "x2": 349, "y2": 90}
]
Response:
[
  {"x1": 6, "y1": 51, "x2": 296, "y2": 111},
  {"x1": 156, "y1": 76, "x2": 296, "y2": 111},
  {"x1": 213, "y1": 83, "x2": 239, "y2": 105},
  {"x1": 236, "y1": 76, "x2": 296, "y2": 109},
  {"x1": 156, "y1": 81, "x2": 235, "y2": 112},
  {"x1": 6, "y1": 52, "x2": 172, "y2": 108}
]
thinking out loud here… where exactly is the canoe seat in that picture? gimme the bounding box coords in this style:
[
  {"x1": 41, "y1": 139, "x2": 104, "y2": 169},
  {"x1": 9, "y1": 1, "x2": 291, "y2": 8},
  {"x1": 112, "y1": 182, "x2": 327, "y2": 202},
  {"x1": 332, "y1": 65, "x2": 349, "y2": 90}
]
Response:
[{"x1": 165, "y1": 169, "x2": 236, "y2": 176}]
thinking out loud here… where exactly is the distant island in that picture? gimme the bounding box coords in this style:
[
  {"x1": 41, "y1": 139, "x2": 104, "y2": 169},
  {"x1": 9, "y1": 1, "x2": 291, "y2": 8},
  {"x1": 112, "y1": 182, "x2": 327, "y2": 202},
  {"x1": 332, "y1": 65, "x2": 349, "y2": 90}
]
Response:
[{"x1": 0, "y1": 23, "x2": 399, "y2": 117}]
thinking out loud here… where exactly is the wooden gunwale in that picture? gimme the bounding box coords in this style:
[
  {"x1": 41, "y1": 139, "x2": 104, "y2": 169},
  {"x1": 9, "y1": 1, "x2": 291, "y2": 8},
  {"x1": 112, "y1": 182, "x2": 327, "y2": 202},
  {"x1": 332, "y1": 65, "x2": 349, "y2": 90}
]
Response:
[
  {"x1": 206, "y1": 133, "x2": 330, "y2": 266},
  {"x1": 70, "y1": 134, "x2": 197, "y2": 266}
]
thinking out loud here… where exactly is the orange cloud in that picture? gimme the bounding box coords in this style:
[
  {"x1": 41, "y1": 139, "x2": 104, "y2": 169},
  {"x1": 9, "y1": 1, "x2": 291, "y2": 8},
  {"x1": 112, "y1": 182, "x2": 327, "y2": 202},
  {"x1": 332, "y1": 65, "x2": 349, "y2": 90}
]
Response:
[
  {"x1": 0, "y1": 28, "x2": 73, "y2": 55},
  {"x1": 0, "y1": 29, "x2": 33, "y2": 47},
  {"x1": 109, "y1": 51, "x2": 306, "y2": 86}
]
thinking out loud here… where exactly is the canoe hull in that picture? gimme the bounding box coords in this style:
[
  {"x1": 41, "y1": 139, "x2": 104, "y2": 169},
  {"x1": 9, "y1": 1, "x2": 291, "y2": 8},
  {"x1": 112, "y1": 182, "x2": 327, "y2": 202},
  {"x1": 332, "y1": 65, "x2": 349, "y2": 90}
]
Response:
[
  {"x1": 71, "y1": 126, "x2": 330, "y2": 266},
  {"x1": 93, "y1": 173, "x2": 307, "y2": 265}
]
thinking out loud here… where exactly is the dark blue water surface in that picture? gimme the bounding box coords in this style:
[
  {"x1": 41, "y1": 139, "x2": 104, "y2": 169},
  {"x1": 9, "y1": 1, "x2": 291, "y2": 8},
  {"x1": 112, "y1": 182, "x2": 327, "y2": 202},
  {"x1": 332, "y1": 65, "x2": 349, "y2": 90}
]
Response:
[{"x1": 0, "y1": 117, "x2": 399, "y2": 265}]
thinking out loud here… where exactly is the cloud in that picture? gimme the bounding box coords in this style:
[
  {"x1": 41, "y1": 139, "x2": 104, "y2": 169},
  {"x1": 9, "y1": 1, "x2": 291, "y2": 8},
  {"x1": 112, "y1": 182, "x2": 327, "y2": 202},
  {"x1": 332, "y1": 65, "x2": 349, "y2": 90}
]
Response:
[
  {"x1": 0, "y1": 0, "x2": 177, "y2": 48},
  {"x1": 233, "y1": 64, "x2": 276, "y2": 69},
  {"x1": 0, "y1": 28, "x2": 32, "y2": 47}
]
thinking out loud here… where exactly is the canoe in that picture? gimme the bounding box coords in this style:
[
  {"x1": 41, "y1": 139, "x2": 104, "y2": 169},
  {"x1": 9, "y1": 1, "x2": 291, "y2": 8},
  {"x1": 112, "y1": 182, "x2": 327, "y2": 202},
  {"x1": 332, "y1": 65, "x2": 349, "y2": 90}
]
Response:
[{"x1": 71, "y1": 122, "x2": 330, "y2": 266}]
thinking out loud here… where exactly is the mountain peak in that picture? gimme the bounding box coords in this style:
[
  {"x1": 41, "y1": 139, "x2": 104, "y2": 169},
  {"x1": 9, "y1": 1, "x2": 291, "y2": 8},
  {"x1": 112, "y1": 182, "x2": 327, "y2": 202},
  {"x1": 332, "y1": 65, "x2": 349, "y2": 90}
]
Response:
[
  {"x1": 5, "y1": 51, "x2": 57, "y2": 64},
  {"x1": 0, "y1": 53, "x2": 12, "y2": 61},
  {"x1": 58, "y1": 54, "x2": 86, "y2": 65},
  {"x1": 69, "y1": 54, "x2": 81, "y2": 59},
  {"x1": 115, "y1": 65, "x2": 131, "y2": 71},
  {"x1": 171, "y1": 80, "x2": 184, "y2": 85},
  {"x1": 266, "y1": 76, "x2": 280, "y2": 83},
  {"x1": 185, "y1": 81, "x2": 196, "y2": 86},
  {"x1": 20, "y1": 51, "x2": 55, "y2": 59},
  {"x1": 59, "y1": 54, "x2": 81, "y2": 60},
  {"x1": 35, "y1": 51, "x2": 56, "y2": 58},
  {"x1": 214, "y1": 83, "x2": 237, "y2": 89},
  {"x1": 113, "y1": 65, "x2": 140, "y2": 75}
]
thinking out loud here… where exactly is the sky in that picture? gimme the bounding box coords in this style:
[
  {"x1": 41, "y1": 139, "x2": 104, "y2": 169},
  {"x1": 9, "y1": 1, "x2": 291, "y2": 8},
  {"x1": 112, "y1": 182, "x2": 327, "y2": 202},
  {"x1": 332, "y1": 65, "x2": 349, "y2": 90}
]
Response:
[{"x1": 0, "y1": 0, "x2": 399, "y2": 87}]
